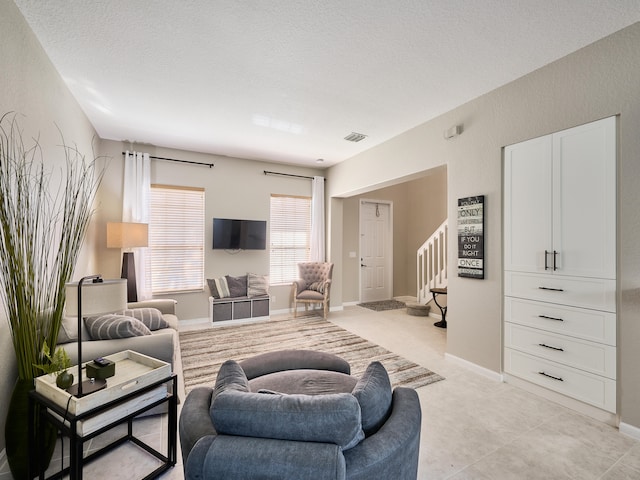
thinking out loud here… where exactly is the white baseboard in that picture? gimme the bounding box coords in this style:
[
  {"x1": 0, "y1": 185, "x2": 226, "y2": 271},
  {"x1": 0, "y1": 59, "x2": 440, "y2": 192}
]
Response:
[
  {"x1": 179, "y1": 317, "x2": 209, "y2": 327},
  {"x1": 444, "y1": 353, "x2": 503, "y2": 382},
  {"x1": 620, "y1": 422, "x2": 640, "y2": 441}
]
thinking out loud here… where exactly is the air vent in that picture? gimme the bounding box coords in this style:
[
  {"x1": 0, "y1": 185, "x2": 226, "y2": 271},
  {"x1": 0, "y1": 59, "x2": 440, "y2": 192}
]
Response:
[{"x1": 344, "y1": 132, "x2": 367, "y2": 142}]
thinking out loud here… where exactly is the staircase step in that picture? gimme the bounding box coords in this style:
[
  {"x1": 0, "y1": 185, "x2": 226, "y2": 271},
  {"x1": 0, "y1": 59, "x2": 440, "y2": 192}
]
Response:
[{"x1": 406, "y1": 302, "x2": 430, "y2": 317}]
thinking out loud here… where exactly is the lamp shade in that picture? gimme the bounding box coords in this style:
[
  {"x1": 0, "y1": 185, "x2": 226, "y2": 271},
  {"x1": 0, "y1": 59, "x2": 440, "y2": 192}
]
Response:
[
  {"x1": 65, "y1": 278, "x2": 128, "y2": 317},
  {"x1": 107, "y1": 222, "x2": 149, "y2": 249}
]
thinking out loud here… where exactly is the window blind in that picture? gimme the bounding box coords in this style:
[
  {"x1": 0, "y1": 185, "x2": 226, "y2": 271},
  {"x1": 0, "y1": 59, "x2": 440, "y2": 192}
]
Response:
[
  {"x1": 150, "y1": 184, "x2": 205, "y2": 294},
  {"x1": 270, "y1": 194, "x2": 311, "y2": 285}
]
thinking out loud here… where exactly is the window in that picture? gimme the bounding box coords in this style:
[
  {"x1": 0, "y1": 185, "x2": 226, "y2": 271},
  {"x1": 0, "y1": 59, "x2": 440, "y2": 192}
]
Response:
[
  {"x1": 150, "y1": 184, "x2": 205, "y2": 293},
  {"x1": 270, "y1": 194, "x2": 311, "y2": 284}
]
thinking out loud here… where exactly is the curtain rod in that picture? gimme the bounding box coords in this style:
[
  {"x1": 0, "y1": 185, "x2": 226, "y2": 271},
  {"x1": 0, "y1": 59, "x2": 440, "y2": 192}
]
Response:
[
  {"x1": 122, "y1": 152, "x2": 214, "y2": 168},
  {"x1": 263, "y1": 170, "x2": 325, "y2": 180}
]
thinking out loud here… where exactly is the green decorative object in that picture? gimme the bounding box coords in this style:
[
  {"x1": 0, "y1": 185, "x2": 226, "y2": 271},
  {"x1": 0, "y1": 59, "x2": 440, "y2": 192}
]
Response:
[
  {"x1": 0, "y1": 113, "x2": 104, "y2": 478},
  {"x1": 56, "y1": 371, "x2": 74, "y2": 389},
  {"x1": 35, "y1": 341, "x2": 74, "y2": 389}
]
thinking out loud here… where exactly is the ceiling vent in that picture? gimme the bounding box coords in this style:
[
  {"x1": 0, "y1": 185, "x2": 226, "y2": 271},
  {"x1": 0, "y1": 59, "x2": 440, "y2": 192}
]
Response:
[{"x1": 344, "y1": 132, "x2": 367, "y2": 142}]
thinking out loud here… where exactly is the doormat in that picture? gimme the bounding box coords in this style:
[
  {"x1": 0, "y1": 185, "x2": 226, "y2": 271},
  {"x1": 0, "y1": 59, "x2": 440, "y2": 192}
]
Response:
[{"x1": 357, "y1": 299, "x2": 406, "y2": 311}]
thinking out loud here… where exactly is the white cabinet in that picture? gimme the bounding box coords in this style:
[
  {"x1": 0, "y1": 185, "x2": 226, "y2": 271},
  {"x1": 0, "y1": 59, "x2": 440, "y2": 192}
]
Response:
[
  {"x1": 503, "y1": 116, "x2": 617, "y2": 413},
  {"x1": 504, "y1": 117, "x2": 616, "y2": 278}
]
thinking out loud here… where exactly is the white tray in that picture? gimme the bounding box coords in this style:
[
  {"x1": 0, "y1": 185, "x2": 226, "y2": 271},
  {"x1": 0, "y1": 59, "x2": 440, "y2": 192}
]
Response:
[{"x1": 35, "y1": 350, "x2": 171, "y2": 416}]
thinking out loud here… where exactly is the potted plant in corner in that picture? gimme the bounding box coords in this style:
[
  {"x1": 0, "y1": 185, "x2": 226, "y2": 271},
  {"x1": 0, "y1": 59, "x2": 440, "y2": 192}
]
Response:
[{"x1": 0, "y1": 113, "x2": 104, "y2": 479}]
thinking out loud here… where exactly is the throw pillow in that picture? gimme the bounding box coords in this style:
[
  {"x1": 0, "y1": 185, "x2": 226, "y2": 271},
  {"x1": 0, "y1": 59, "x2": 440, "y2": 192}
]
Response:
[
  {"x1": 212, "y1": 360, "x2": 250, "y2": 413},
  {"x1": 207, "y1": 277, "x2": 230, "y2": 299},
  {"x1": 212, "y1": 390, "x2": 365, "y2": 451},
  {"x1": 57, "y1": 315, "x2": 78, "y2": 344},
  {"x1": 247, "y1": 272, "x2": 269, "y2": 297},
  {"x1": 120, "y1": 307, "x2": 169, "y2": 331},
  {"x1": 225, "y1": 275, "x2": 248, "y2": 297},
  {"x1": 308, "y1": 281, "x2": 325, "y2": 294},
  {"x1": 352, "y1": 361, "x2": 393, "y2": 436},
  {"x1": 85, "y1": 314, "x2": 152, "y2": 340}
]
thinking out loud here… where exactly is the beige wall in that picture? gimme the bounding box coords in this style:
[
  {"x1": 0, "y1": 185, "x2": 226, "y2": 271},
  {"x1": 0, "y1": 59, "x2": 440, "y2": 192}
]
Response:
[
  {"x1": 341, "y1": 167, "x2": 447, "y2": 303},
  {"x1": 327, "y1": 23, "x2": 640, "y2": 429},
  {"x1": 0, "y1": 1, "x2": 98, "y2": 452},
  {"x1": 97, "y1": 139, "x2": 323, "y2": 321}
]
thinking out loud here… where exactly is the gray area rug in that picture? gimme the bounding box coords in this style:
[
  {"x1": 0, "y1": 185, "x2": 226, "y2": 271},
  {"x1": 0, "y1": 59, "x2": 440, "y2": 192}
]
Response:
[
  {"x1": 357, "y1": 299, "x2": 406, "y2": 311},
  {"x1": 179, "y1": 316, "x2": 444, "y2": 394}
]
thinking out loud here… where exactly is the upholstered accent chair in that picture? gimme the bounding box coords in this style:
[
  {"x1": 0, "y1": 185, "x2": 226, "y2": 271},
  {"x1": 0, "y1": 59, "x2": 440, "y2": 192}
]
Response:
[{"x1": 292, "y1": 262, "x2": 333, "y2": 318}]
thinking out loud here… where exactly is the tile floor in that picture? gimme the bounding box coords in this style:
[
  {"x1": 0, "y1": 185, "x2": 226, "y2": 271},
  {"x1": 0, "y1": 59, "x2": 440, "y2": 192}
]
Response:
[{"x1": 2, "y1": 305, "x2": 639, "y2": 479}]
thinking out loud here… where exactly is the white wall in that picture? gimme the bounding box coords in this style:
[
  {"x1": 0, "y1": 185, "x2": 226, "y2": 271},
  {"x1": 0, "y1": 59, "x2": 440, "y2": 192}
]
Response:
[
  {"x1": 97, "y1": 139, "x2": 324, "y2": 321},
  {"x1": 0, "y1": 1, "x2": 98, "y2": 452},
  {"x1": 327, "y1": 23, "x2": 640, "y2": 428},
  {"x1": 340, "y1": 167, "x2": 447, "y2": 303}
]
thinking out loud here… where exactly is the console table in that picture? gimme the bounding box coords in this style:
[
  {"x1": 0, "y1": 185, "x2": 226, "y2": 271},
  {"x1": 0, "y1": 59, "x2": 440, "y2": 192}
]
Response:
[
  {"x1": 430, "y1": 287, "x2": 448, "y2": 329},
  {"x1": 29, "y1": 351, "x2": 177, "y2": 480}
]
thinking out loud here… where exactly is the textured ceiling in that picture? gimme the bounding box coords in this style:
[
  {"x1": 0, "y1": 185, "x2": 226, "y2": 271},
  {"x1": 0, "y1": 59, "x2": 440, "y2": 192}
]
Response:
[{"x1": 14, "y1": 1, "x2": 640, "y2": 168}]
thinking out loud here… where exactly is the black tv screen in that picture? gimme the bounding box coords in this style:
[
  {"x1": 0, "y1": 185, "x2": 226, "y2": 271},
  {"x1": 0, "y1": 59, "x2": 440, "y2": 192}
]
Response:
[{"x1": 213, "y1": 218, "x2": 267, "y2": 250}]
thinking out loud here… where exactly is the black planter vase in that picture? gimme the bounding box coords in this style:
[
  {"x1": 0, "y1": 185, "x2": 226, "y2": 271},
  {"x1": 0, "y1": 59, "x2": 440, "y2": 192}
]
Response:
[{"x1": 5, "y1": 378, "x2": 56, "y2": 479}]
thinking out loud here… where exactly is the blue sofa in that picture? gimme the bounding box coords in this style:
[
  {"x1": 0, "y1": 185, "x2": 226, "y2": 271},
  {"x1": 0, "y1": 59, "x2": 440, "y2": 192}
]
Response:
[{"x1": 179, "y1": 350, "x2": 422, "y2": 480}]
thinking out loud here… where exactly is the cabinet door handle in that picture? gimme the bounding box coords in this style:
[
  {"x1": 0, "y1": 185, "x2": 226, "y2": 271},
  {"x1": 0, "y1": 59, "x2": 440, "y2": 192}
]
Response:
[
  {"x1": 553, "y1": 250, "x2": 558, "y2": 271},
  {"x1": 538, "y1": 286, "x2": 564, "y2": 292},
  {"x1": 544, "y1": 250, "x2": 549, "y2": 270},
  {"x1": 538, "y1": 371, "x2": 563, "y2": 381},
  {"x1": 538, "y1": 314, "x2": 564, "y2": 322},
  {"x1": 538, "y1": 343, "x2": 564, "y2": 352}
]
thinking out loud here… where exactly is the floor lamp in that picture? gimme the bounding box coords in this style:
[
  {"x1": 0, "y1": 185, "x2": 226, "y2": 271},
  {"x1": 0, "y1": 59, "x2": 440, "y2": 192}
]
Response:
[
  {"x1": 107, "y1": 222, "x2": 149, "y2": 303},
  {"x1": 65, "y1": 276, "x2": 127, "y2": 397}
]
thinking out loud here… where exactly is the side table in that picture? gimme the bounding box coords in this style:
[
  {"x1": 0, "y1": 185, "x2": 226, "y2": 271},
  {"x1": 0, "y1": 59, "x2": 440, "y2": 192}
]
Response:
[{"x1": 29, "y1": 351, "x2": 177, "y2": 480}]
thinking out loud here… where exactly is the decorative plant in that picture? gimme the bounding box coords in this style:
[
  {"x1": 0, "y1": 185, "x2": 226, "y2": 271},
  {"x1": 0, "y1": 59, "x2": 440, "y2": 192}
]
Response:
[
  {"x1": 34, "y1": 341, "x2": 74, "y2": 389},
  {"x1": 0, "y1": 112, "x2": 104, "y2": 478},
  {"x1": 34, "y1": 341, "x2": 72, "y2": 375},
  {"x1": 0, "y1": 112, "x2": 104, "y2": 379}
]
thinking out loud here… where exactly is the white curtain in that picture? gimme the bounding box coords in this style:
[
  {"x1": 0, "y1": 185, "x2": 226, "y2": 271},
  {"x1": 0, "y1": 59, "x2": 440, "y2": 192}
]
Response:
[
  {"x1": 310, "y1": 176, "x2": 325, "y2": 262},
  {"x1": 123, "y1": 151, "x2": 151, "y2": 300}
]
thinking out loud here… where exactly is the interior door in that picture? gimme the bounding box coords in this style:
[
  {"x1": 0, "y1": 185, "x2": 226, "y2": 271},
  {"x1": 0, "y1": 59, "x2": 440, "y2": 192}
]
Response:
[{"x1": 359, "y1": 200, "x2": 392, "y2": 302}]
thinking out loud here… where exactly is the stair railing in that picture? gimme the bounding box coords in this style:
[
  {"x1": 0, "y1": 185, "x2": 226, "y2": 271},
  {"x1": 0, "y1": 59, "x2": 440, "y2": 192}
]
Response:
[{"x1": 417, "y1": 219, "x2": 448, "y2": 304}]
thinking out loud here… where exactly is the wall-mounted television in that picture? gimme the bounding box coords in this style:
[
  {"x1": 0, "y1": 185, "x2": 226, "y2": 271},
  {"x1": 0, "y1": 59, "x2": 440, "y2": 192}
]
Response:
[{"x1": 212, "y1": 218, "x2": 267, "y2": 250}]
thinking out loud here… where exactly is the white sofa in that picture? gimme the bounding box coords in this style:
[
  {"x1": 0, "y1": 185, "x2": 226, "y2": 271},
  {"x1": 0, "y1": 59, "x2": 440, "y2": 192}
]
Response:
[{"x1": 57, "y1": 299, "x2": 179, "y2": 369}]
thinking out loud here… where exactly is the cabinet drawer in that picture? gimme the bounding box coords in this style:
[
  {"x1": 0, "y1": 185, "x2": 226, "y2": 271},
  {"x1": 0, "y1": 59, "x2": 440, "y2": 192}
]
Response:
[
  {"x1": 504, "y1": 297, "x2": 616, "y2": 345},
  {"x1": 504, "y1": 348, "x2": 616, "y2": 413},
  {"x1": 504, "y1": 323, "x2": 616, "y2": 379},
  {"x1": 504, "y1": 271, "x2": 615, "y2": 311}
]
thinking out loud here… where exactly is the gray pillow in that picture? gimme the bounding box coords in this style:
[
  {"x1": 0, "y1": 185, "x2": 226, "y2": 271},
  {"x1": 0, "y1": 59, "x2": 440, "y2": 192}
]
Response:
[
  {"x1": 84, "y1": 314, "x2": 152, "y2": 340},
  {"x1": 212, "y1": 390, "x2": 364, "y2": 450},
  {"x1": 352, "y1": 361, "x2": 393, "y2": 436},
  {"x1": 308, "y1": 281, "x2": 325, "y2": 294},
  {"x1": 207, "y1": 277, "x2": 230, "y2": 299},
  {"x1": 120, "y1": 307, "x2": 169, "y2": 331},
  {"x1": 225, "y1": 275, "x2": 247, "y2": 297},
  {"x1": 247, "y1": 272, "x2": 269, "y2": 297},
  {"x1": 213, "y1": 360, "x2": 250, "y2": 400}
]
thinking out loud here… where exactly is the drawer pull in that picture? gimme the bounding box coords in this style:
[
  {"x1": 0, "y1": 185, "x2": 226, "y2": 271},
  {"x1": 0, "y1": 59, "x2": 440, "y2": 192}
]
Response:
[
  {"x1": 538, "y1": 371, "x2": 563, "y2": 382},
  {"x1": 538, "y1": 314, "x2": 563, "y2": 322},
  {"x1": 538, "y1": 286, "x2": 564, "y2": 292},
  {"x1": 538, "y1": 343, "x2": 564, "y2": 352}
]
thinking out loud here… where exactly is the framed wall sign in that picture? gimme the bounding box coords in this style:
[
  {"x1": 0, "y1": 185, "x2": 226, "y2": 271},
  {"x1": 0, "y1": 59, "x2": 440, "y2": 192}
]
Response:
[{"x1": 457, "y1": 195, "x2": 484, "y2": 279}]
